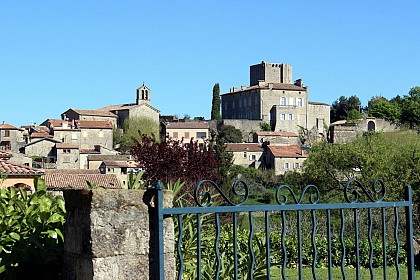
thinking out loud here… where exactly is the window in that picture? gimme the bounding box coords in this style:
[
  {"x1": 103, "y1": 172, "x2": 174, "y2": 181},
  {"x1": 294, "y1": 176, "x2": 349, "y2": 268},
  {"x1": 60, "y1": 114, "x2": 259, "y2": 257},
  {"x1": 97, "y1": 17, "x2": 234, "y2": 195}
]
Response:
[
  {"x1": 184, "y1": 132, "x2": 190, "y2": 138},
  {"x1": 4, "y1": 130, "x2": 10, "y2": 137},
  {"x1": 251, "y1": 155, "x2": 256, "y2": 161},
  {"x1": 243, "y1": 152, "x2": 247, "y2": 158},
  {"x1": 99, "y1": 131, "x2": 104, "y2": 138},
  {"x1": 173, "y1": 132, "x2": 178, "y2": 138},
  {"x1": 289, "y1": 97, "x2": 294, "y2": 106},
  {"x1": 196, "y1": 132, "x2": 206, "y2": 138},
  {"x1": 71, "y1": 133, "x2": 78, "y2": 140},
  {"x1": 289, "y1": 114, "x2": 293, "y2": 120},
  {"x1": 280, "y1": 97, "x2": 287, "y2": 106},
  {"x1": 63, "y1": 156, "x2": 70, "y2": 163},
  {"x1": 281, "y1": 114, "x2": 286, "y2": 120},
  {"x1": 294, "y1": 163, "x2": 300, "y2": 169},
  {"x1": 284, "y1": 162, "x2": 289, "y2": 169},
  {"x1": 297, "y1": 98, "x2": 303, "y2": 107}
]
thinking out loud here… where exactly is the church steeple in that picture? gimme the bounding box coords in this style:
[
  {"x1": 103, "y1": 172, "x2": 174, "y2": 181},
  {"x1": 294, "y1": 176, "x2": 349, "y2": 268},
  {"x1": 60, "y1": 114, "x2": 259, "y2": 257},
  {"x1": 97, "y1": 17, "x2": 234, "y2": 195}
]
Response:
[{"x1": 136, "y1": 83, "x2": 151, "y2": 105}]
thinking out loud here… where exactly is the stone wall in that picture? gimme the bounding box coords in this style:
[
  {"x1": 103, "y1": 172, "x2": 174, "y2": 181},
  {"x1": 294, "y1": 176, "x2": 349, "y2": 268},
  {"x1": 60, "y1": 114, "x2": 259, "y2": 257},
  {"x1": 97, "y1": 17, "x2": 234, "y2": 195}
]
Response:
[
  {"x1": 63, "y1": 189, "x2": 175, "y2": 280},
  {"x1": 222, "y1": 119, "x2": 262, "y2": 142}
]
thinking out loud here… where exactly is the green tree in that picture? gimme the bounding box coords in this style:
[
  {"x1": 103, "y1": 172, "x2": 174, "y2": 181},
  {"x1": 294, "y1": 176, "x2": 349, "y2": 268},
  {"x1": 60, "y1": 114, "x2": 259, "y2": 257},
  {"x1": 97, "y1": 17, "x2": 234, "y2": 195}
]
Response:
[
  {"x1": 346, "y1": 109, "x2": 363, "y2": 123},
  {"x1": 114, "y1": 117, "x2": 160, "y2": 152},
  {"x1": 300, "y1": 131, "x2": 419, "y2": 202},
  {"x1": 367, "y1": 96, "x2": 401, "y2": 121},
  {"x1": 219, "y1": 125, "x2": 243, "y2": 143},
  {"x1": 259, "y1": 121, "x2": 271, "y2": 131},
  {"x1": 330, "y1": 95, "x2": 362, "y2": 122},
  {"x1": 211, "y1": 83, "x2": 221, "y2": 120},
  {"x1": 401, "y1": 86, "x2": 420, "y2": 129}
]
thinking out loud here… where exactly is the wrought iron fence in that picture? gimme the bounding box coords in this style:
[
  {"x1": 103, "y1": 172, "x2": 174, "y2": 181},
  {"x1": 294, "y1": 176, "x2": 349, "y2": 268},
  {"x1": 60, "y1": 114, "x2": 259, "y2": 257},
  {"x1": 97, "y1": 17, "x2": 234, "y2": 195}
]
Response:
[{"x1": 155, "y1": 179, "x2": 415, "y2": 279}]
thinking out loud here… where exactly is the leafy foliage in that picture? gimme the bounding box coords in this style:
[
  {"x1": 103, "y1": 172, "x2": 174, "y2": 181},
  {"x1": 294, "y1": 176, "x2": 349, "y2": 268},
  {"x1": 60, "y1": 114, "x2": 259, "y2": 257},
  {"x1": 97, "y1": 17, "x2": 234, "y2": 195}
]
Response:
[
  {"x1": 367, "y1": 96, "x2": 401, "y2": 121},
  {"x1": 0, "y1": 178, "x2": 66, "y2": 278},
  {"x1": 218, "y1": 124, "x2": 243, "y2": 143},
  {"x1": 131, "y1": 133, "x2": 221, "y2": 200},
  {"x1": 346, "y1": 109, "x2": 362, "y2": 123},
  {"x1": 113, "y1": 116, "x2": 160, "y2": 152},
  {"x1": 330, "y1": 95, "x2": 362, "y2": 122},
  {"x1": 401, "y1": 86, "x2": 420, "y2": 129},
  {"x1": 259, "y1": 121, "x2": 271, "y2": 132},
  {"x1": 211, "y1": 83, "x2": 221, "y2": 120}
]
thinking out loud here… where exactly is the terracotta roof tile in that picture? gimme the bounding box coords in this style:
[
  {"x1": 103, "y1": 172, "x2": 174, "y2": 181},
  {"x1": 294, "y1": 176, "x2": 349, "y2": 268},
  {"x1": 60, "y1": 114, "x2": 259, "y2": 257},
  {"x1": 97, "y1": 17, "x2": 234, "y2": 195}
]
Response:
[
  {"x1": 88, "y1": 154, "x2": 132, "y2": 161},
  {"x1": 56, "y1": 143, "x2": 79, "y2": 149},
  {"x1": 101, "y1": 160, "x2": 142, "y2": 168},
  {"x1": 44, "y1": 169, "x2": 100, "y2": 174},
  {"x1": 0, "y1": 150, "x2": 13, "y2": 159},
  {"x1": 31, "y1": 132, "x2": 53, "y2": 138},
  {"x1": 70, "y1": 109, "x2": 117, "y2": 118},
  {"x1": 42, "y1": 173, "x2": 121, "y2": 190},
  {"x1": 0, "y1": 124, "x2": 18, "y2": 130},
  {"x1": 255, "y1": 131, "x2": 298, "y2": 137},
  {"x1": 222, "y1": 83, "x2": 306, "y2": 96},
  {"x1": 76, "y1": 120, "x2": 113, "y2": 129},
  {"x1": 226, "y1": 143, "x2": 264, "y2": 152},
  {"x1": 0, "y1": 161, "x2": 45, "y2": 176},
  {"x1": 165, "y1": 122, "x2": 210, "y2": 129},
  {"x1": 267, "y1": 145, "x2": 307, "y2": 158}
]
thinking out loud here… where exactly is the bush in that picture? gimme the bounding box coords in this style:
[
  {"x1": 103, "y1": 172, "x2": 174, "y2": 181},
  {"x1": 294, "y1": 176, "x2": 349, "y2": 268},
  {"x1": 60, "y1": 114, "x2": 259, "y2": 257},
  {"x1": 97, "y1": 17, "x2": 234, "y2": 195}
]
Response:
[{"x1": 0, "y1": 179, "x2": 66, "y2": 279}]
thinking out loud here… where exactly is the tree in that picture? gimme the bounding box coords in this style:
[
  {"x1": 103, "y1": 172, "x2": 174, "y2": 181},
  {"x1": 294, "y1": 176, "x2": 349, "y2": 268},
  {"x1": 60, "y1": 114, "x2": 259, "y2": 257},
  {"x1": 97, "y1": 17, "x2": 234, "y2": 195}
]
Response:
[
  {"x1": 114, "y1": 117, "x2": 160, "y2": 153},
  {"x1": 211, "y1": 136, "x2": 234, "y2": 189},
  {"x1": 218, "y1": 125, "x2": 243, "y2": 143},
  {"x1": 211, "y1": 83, "x2": 221, "y2": 120},
  {"x1": 131, "y1": 133, "x2": 220, "y2": 198},
  {"x1": 346, "y1": 109, "x2": 362, "y2": 123},
  {"x1": 330, "y1": 95, "x2": 362, "y2": 122},
  {"x1": 259, "y1": 121, "x2": 271, "y2": 132},
  {"x1": 401, "y1": 86, "x2": 420, "y2": 129},
  {"x1": 299, "y1": 131, "x2": 419, "y2": 202},
  {"x1": 367, "y1": 96, "x2": 401, "y2": 122}
]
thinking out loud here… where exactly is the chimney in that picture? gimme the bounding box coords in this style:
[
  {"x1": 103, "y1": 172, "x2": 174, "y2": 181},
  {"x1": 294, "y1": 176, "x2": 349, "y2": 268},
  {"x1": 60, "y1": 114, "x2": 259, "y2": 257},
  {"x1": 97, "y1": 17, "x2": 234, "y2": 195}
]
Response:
[{"x1": 295, "y1": 79, "x2": 303, "y2": 87}]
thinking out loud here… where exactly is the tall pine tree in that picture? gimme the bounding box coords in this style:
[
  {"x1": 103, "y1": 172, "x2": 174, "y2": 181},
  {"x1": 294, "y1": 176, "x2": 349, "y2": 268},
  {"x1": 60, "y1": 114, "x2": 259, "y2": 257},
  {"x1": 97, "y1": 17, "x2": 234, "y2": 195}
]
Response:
[{"x1": 211, "y1": 83, "x2": 221, "y2": 120}]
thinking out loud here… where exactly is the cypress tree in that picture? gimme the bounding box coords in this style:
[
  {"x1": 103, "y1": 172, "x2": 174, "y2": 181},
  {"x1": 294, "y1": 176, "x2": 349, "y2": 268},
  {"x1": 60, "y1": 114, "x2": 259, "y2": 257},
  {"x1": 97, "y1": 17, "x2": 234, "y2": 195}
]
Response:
[{"x1": 211, "y1": 83, "x2": 221, "y2": 120}]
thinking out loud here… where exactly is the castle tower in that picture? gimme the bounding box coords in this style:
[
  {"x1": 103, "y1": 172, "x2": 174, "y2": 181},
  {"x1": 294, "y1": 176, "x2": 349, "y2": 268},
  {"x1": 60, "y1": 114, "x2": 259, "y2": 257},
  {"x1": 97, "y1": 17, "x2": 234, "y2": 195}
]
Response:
[
  {"x1": 136, "y1": 83, "x2": 151, "y2": 105},
  {"x1": 250, "y1": 61, "x2": 293, "y2": 86}
]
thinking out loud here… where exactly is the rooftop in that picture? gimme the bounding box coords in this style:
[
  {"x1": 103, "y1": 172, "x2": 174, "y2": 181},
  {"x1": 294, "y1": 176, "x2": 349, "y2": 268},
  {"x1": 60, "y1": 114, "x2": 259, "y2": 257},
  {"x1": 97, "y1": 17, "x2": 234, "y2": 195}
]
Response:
[
  {"x1": 226, "y1": 143, "x2": 264, "y2": 152},
  {"x1": 0, "y1": 161, "x2": 45, "y2": 177},
  {"x1": 42, "y1": 173, "x2": 121, "y2": 190},
  {"x1": 255, "y1": 131, "x2": 298, "y2": 137},
  {"x1": 267, "y1": 145, "x2": 308, "y2": 158},
  {"x1": 165, "y1": 122, "x2": 210, "y2": 129}
]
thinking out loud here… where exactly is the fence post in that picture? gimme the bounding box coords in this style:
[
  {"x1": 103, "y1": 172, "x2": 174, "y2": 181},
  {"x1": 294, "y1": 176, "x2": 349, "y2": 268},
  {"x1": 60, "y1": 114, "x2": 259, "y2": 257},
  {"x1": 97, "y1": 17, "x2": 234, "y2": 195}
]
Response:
[
  {"x1": 405, "y1": 185, "x2": 415, "y2": 279},
  {"x1": 154, "y1": 180, "x2": 165, "y2": 280}
]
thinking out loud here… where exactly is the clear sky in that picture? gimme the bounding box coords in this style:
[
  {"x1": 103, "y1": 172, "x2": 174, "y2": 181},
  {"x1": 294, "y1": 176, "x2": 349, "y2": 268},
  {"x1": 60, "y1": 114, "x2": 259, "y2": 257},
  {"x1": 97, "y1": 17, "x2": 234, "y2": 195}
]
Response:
[{"x1": 1, "y1": 1, "x2": 419, "y2": 127}]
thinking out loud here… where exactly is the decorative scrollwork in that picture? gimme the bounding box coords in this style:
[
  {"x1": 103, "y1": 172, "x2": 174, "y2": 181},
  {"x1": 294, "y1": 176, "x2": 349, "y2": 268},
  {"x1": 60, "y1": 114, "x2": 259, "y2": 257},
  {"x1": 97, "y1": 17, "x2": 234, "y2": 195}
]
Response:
[
  {"x1": 275, "y1": 184, "x2": 320, "y2": 205},
  {"x1": 344, "y1": 179, "x2": 386, "y2": 203},
  {"x1": 194, "y1": 180, "x2": 249, "y2": 207}
]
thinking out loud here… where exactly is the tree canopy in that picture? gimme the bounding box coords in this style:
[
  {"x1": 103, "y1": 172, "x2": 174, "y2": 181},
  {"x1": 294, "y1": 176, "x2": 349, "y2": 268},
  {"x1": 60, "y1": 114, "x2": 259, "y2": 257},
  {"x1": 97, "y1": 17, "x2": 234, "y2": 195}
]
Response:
[
  {"x1": 211, "y1": 83, "x2": 221, "y2": 120},
  {"x1": 218, "y1": 125, "x2": 243, "y2": 143},
  {"x1": 330, "y1": 95, "x2": 362, "y2": 122},
  {"x1": 367, "y1": 96, "x2": 401, "y2": 122}
]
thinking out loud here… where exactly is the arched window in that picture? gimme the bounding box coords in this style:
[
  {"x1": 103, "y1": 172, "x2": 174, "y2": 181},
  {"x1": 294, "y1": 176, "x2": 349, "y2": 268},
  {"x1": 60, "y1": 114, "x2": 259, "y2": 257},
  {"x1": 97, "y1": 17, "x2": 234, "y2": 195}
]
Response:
[
  {"x1": 281, "y1": 97, "x2": 287, "y2": 106},
  {"x1": 368, "y1": 121, "x2": 375, "y2": 131}
]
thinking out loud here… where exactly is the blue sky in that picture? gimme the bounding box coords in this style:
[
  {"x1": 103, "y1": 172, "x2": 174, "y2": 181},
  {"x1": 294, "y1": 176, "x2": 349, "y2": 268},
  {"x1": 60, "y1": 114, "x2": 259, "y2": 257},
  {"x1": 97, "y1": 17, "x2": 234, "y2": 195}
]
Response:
[{"x1": 1, "y1": 1, "x2": 419, "y2": 126}]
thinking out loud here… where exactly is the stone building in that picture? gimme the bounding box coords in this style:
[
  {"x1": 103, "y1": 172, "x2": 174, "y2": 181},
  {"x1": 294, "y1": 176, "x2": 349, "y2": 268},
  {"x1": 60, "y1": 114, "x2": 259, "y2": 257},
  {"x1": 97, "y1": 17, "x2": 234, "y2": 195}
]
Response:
[
  {"x1": 55, "y1": 143, "x2": 80, "y2": 169},
  {"x1": 226, "y1": 143, "x2": 264, "y2": 169},
  {"x1": 329, "y1": 117, "x2": 400, "y2": 143},
  {"x1": 253, "y1": 131, "x2": 299, "y2": 146},
  {"x1": 0, "y1": 123, "x2": 25, "y2": 152},
  {"x1": 221, "y1": 61, "x2": 330, "y2": 135},
  {"x1": 266, "y1": 145, "x2": 308, "y2": 175},
  {"x1": 98, "y1": 83, "x2": 160, "y2": 127},
  {"x1": 61, "y1": 109, "x2": 118, "y2": 127},
  {"x1": 161, "y1": 121, "x2": 210, "y2": 145},
  {"x1": 0, "y1": 161, "x2": 45, "y2": 190}
]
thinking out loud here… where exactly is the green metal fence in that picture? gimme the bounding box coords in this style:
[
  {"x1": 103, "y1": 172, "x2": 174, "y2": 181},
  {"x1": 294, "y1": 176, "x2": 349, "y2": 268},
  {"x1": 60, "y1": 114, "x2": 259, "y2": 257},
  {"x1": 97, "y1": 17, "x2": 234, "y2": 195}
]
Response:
[{"x1": 155, "y1": 179, "x2": 415, "y2": 279}]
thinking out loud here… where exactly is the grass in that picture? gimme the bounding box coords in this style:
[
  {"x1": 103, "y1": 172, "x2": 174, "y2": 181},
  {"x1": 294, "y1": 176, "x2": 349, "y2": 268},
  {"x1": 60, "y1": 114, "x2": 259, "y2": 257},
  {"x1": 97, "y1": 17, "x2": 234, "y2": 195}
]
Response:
[{"x1": 269, "y1": 266, "x2": 420, "y2": 279}]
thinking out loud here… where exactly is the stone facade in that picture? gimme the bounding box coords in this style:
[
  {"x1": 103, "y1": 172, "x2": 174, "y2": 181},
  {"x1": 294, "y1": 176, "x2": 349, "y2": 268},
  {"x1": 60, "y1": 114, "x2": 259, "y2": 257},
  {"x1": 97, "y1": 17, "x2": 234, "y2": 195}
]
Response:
[
  {"x1": 56, "y1": 144, "x2": 80, "y2": 169},
  {"x1": 63, "y1": 189, "x2": 175, "y2": 280},
  {"x1": 162, "y1": 121, "x2": 210, "y2": 145},
  {"x1": 329, "y1": 117, "x2": 400, "y2": 143},
  {"x1": 226, "y1": 143, "x2": 264, "y2": 168},
  {"x1": 266, "y1": 145, "x2": 308, "y2": 175},
  {"x1": 253, "y1": 131, "x2": 299, "y2": 146},
  {"x1": 221, "y1": 61, "x2": 330, "y2": 135},
  {"x1": 0, "y1": 123, "x2": 26, "y2": 152}
]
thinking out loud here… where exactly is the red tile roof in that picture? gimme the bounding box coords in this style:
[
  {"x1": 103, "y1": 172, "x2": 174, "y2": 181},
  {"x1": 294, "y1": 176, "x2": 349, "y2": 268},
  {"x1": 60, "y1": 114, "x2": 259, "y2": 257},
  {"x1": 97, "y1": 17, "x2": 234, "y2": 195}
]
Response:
[
  {"x1": 226, "y1": 143, "x2": 264, "y2": 152},
  {"x1": 0, "y1": 150, "x2": 13, "y2": 159},
  {"x1": 56, "y1": 143, "x2": 79, "y2": 149},
  {"x1": 45, "y1": 119, "x2": 73, "y2": 127},
  {"x1": 42, "y1": 173, "x2": 121, "y2": 190},
  {"x1": 44, "y1": 169, "x2": 100, "y2": 174},
  {"x1": 255, "y1": 131, "x2": 298, "y2": 137},
  {"x1": 101, "y1": 160, "x2": 142, "y2": 168},
  {"x1": 0, "y1": 161, "x2": 45, "y2": 177},
  {"x1": 221, "y1": 83, "x2": 306, "y2": 96},
  {"x1": 0, "y1": 124, "x2": 18, "y2": 130},
  {"x1": 69, "y1": 109, "x2": 117, "y2": 118},
  {"x1": 267, "y1": 145, "x2": 308, "y2": 158},
  {"x1": 165, "y1": 122, "x2": 210, "y2": 129},
  {"x1": 31, "y1": 132, "x2": 53, "y2": 138},
  {"x1": 88, "y1": 154, "x2": 132, "y2": 161},
  {"x1": 76, "y1": 120, "x2": 113, "y2": 129}
]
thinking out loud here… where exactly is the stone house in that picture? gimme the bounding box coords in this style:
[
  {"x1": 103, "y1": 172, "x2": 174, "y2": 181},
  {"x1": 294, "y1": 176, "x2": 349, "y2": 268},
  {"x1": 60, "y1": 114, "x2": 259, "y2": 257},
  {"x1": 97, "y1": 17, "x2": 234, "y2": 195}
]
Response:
[
  {"x1": 79, "y1": 145, "x2": 120, "y2": 170},
  {"x1": 329, "y1": 117, "x2": 400, "y2": 143},
  {"x1": 98, "y1": 83, "x2": 160, "y2": 127},
  {"x1": 55, "y1": 143, "x2": 80, "y2": 169},
  {"x1": 87, "y1": 154, "x2": 133, "y2": 170},
  {"x1": 226, "y1": 143, "x2": 265, "y2": 169},
  {"x1": 99, "y1": 160, "x2": 142, "y2": 189},
  {"x1": 76, "y1": 120, "x2": 113, "y2": 150},
  {"x1": 61, "y1": 109, "x2": 118, "y2": 127},
  {"x1": 221, "y1": 61, "x2": 330, "y2": 135},
  {"x1": 0, "y1": 161, "x2": 45, "y2": 190},
  {"x1": 23, "y1": 137, "x2": 62, "y2": 167},
  {"x1": 0, "y1": 123, "x2": 25, "y2": 152},
  {"x1": 266, "y1": 145, "x2": 308, "y2": 175},
  {"x1": 0, "y1": 149, "x2": 32, "y2": 167},
  {"x1": 253, "y1": 131, "x2": 299, "y2": 146},
  {"x1": 162, "y1": 121, "x2": 210, "y2": 145}
]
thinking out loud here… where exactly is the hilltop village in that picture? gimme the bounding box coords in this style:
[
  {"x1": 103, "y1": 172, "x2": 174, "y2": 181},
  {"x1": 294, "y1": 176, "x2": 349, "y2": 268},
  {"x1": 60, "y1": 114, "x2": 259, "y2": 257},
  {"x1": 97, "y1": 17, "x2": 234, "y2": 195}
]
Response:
[{"x1": 0, "y1": 61, "x2": 399, "y2": 190}]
